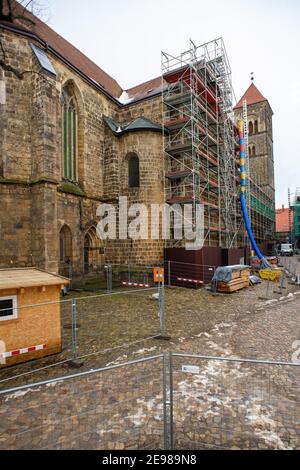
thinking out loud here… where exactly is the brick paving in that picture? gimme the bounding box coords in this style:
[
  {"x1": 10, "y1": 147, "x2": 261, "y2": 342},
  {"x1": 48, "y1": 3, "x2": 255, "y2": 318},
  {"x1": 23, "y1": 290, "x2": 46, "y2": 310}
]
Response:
[{"x1": 0, "y1": 258, "x2": 300, "y2": 449}]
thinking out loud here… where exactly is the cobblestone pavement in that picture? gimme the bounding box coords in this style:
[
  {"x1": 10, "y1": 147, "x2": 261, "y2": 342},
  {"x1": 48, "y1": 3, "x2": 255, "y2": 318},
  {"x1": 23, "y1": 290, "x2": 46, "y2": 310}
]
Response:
[{"x1": 0, "y1": 258, "x2": 300, "y2": 449}]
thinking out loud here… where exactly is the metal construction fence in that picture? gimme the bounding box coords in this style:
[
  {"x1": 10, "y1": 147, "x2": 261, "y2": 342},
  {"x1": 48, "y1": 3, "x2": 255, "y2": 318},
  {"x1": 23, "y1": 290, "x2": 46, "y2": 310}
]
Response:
[
  {"x1": 164, "y1": 261, "x2": 215, "y2": 287},
  {"x1": 71, "y1": 264, "x2": 163, "y2": 292},
  {"x1": 0, "y1": 284, "x2": 165, "y2": 377},
  {"x1": 0, "y1": 352, "x2": 299, "y2": 450},
  {"x1": 169, "y1": 353, "x2": 300, "y2": 450},
  {"x1": 0, "y1": 354, "x2": 167, "y2": 450},
  {"x1": 62, "y1": 262, "x2": 216, "y2": 292},
  {"x1": 279, "y1": 255, "x2": 300, "y2": 278},
  {"x1": 258, "y1": 257, "x2": 300, "y2": 300}
]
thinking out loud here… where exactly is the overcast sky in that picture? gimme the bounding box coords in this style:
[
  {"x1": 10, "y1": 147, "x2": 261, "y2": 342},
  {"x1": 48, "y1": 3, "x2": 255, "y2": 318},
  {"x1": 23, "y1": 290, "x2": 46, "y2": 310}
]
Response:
[{"x1": 42, "y1": 0, "x2": 300, "y2": 207}]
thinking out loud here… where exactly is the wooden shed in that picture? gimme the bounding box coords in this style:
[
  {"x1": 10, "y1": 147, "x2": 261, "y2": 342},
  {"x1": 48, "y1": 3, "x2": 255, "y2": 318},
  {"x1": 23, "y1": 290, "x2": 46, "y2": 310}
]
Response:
[{"x1": 0, "y1": 268, "x2": 70, "y2": 368}]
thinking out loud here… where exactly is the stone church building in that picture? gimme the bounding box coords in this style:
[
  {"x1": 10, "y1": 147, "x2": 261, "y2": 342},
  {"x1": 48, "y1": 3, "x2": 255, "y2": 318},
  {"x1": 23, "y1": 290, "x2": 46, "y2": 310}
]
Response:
[
  {"x1": 0, "y1": 3, "x2": 166, "y2": 276},
  {"x1": 234, "y1": 83, "x2": 275, "y2": 244},
  {"x1": 0, "y1": 2, "x2": 275, "y2": 277}
]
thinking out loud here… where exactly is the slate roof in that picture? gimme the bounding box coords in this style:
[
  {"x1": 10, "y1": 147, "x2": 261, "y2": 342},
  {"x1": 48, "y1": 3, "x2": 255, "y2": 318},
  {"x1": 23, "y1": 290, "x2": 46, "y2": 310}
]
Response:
[{"x1": 103, "y1": 116, "x2": 163, "y2": 136}]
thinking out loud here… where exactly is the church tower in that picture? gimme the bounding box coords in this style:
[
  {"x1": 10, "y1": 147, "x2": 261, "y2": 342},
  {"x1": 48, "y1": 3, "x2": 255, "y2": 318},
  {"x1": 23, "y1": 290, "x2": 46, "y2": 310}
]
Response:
[{"x1": 234, "y1": 83, "x2": 275, "y2": 243}]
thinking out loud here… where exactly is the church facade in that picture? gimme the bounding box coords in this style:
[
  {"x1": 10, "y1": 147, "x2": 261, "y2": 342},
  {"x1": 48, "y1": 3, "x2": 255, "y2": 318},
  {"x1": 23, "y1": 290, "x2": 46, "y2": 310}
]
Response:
[
  {"x1": 0, "y1": 7, "x2": 166, "y2": 276},
  {"x1": 0, "y1": 4, "x2": 275, "y2": 277}
]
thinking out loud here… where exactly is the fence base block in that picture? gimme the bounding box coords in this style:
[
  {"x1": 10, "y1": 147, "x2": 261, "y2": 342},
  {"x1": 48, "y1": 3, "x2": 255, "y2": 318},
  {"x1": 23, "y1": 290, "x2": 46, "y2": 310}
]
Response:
[
  {"x1": 68, "y1": 359, "x2": 84, "y2": 368},
  {"x1": 154, "y1": 335, "x2": 171, "y2": 341}
]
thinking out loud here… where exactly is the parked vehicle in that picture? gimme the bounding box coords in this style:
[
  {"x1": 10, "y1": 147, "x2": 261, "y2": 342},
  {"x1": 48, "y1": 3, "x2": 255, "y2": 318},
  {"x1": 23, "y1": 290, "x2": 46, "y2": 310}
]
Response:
[{"x1": 279, "y1": 243, "x2": 293, "y2": 256}]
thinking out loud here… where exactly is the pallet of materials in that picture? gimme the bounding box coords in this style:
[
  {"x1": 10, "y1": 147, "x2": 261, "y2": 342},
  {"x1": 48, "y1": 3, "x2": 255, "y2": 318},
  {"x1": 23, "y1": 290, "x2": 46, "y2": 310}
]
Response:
[
  {"x1": 212, "y1": 265, "x2": 250, "y2": 293},
  {"x1": 217, "y1": 277, "x2": 249, "y2": 293}
]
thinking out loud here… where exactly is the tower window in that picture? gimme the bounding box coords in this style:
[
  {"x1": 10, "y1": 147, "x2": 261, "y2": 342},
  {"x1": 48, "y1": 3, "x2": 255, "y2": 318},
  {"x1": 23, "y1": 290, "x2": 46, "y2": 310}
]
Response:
[
  {"x1": 249, "y1": 121, "x2": 254, "y2": 136},
  {"x1": 254, "y1": 120, "x2": 259, "y2": 134}
]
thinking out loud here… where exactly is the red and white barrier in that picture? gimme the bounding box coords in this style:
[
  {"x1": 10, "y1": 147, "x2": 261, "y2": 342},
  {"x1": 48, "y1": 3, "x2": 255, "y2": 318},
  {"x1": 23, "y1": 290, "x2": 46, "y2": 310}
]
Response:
[
  {"x1": 177, "y1": 277, "x2": 203, "y2": 285},
  {"x1": 121, "y1": 281, "x2": 150, "y2": 288},
  {"x1": 1, "y1": 344, "x2": 47, "y2": 359}
]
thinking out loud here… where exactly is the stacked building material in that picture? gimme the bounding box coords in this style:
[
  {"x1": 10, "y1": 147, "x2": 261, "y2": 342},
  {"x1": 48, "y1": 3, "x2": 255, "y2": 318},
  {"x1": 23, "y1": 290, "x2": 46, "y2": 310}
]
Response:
[{"x1": 212, "y1": 265, "x2": 250, "y2": 293}]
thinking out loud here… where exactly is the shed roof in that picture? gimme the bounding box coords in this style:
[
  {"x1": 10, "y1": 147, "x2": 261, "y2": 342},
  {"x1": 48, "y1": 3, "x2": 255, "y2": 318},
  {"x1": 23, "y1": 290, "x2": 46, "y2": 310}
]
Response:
[{"x1": 0, "y1": 268, "x2": 70, "y2": 290}]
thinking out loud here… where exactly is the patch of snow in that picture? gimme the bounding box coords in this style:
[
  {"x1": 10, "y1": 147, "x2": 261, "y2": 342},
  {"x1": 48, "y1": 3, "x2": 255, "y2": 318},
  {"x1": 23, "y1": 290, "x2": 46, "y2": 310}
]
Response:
[
  {"x1": 150, "y1": 293, "x2": 159, "y2": 300},
  {"x1": 97, "y1": 428, "x2": 113, "y2": 436},
  {"x1": 118, "y1": 91, "x2": 134, "y2": 105},
  {"x1": 245, "y1": 402, "x2": 292, "y2": 450},
  {"x1": 46, "y1": 381, "x2": 59, "y2": 388},
  {"x1": 127, "y1": 407, "x2": 147, "y2": 426},
  {"x1": 134, "y1": 346, "x2": 157, "y2": 355},
  {"x1": 206, "y1": 340, "x2": 231, "y2": 356},
  {"x1": 4, "y1": 388, "x2": 38, "y2": 401},
  {"x1": 195, "y1": 332, "x2": 211, "y2": 338},
  {"x1": 214, "y1": 322, "x2": 232, "y2": 329},
  {"x1": 105, "y1": 354, "x2": 128, "y2": 367}
]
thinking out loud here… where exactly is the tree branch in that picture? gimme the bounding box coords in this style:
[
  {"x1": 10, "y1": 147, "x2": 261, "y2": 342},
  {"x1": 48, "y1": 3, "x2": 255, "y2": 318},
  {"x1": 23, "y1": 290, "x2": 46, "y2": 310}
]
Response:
[
  {"x1": 0, "y1": 0, "x2": 36, "y2": 25},
  {"x1": 0, "y1": 40, "x2": 44, "y2": 80}
]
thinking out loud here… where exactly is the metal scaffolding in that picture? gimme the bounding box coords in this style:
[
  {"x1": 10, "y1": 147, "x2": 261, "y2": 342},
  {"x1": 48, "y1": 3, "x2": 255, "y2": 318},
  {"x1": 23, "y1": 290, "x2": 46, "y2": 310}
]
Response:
[
  {"x1": 161, "y1": 38, "x2": 238, "y2": 248},
  {"x1": 249, "y1": 176, "x2": 275, "y2": 243},
  {"x1": 291, "y1": 188, "x2": 300, "y2": 247}
]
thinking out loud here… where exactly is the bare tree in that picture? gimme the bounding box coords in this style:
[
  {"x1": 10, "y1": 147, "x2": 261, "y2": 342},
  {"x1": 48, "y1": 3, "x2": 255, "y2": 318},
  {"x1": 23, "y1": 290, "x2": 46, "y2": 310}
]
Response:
[
  {"x1": 0, "y1": 0, "x2": 50, "y2": 24},
  {"x1": 0, "y1": 0, "x2": 50, "y2": 79}
]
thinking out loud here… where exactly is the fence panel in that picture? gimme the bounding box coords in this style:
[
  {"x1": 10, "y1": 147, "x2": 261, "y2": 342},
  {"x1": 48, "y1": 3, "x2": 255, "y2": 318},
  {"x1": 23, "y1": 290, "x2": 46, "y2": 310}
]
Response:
[
  {"x1": 165, "y1": 261, "x2": 215, "y2": 288},
  {"x1": 74, "y1": 287, "x2": 163, "y2": 358},
  {"x1": 0, "y1": 355, "x2": 167, "y2": 450},
  {"x1": 71, "y1": 264, "x2": 161, "y2": 293},
  {"x1": 170, "y1": 353, "x2": 300, "y2": 450}
]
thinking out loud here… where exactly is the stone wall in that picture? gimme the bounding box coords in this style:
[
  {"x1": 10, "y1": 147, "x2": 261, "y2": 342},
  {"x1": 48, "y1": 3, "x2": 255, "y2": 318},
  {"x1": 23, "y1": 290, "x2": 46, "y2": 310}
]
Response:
[{"x1": 0, "y1": 28, "x2": 164, "y2": 274}]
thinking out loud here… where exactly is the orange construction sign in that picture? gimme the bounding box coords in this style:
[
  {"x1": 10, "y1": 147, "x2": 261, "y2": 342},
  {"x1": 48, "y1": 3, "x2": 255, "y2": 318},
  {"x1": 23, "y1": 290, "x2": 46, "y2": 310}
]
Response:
[{"x1": 153, "y1": 267, "x2": 164, "y2": 283}]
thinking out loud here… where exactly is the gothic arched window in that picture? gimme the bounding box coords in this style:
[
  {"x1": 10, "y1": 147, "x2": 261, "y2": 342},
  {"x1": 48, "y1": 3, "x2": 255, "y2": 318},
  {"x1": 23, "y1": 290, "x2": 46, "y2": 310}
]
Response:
[
  {"x1": 62, "y1": 86, "x2": 77, "y2": 181},
  {"x1": 128, "y1": 154, "x2": 140, "y2": 188},
  {"x1": 254, "y1": 120, "x2": 259, "y2": 134}
]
